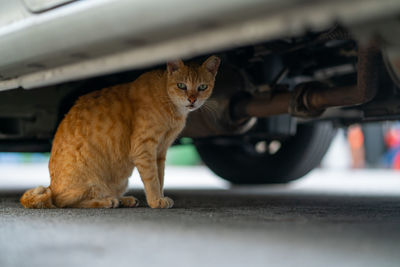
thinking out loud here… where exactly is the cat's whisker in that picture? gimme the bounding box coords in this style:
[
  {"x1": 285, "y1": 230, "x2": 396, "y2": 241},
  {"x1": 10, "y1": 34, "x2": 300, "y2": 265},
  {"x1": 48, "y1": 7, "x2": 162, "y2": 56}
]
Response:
[
  {"x1": 208, "y1": 104, "x2": 222, "y2": 121},
  {"x1": 200, "y1": 102, "x2": 219, "y2": 122},
  {"x1": 204, "y1": 100, "x2": 219, "y2": 112}
]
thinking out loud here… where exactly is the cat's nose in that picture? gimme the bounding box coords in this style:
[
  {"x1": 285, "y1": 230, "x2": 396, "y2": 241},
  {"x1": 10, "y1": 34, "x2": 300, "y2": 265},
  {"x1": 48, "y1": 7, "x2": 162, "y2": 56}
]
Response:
[{"x1": 187, "y1": 95, "x2": 197, "y2": 104}]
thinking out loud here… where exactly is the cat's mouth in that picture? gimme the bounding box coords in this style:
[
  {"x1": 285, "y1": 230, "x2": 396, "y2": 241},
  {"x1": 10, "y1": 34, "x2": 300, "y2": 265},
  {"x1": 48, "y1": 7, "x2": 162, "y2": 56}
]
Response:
[{"x1": 186, "y1": 104, "x2": 196, "y2": 110}]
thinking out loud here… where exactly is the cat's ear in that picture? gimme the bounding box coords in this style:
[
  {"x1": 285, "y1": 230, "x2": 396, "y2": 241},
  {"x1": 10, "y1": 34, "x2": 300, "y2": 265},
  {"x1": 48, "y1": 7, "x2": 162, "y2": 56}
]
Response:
[
  {"x1": 202, "y1": 56, "x2": 220, "y2": 76},
  {"x1": 167, "y1": 60, "x2": 184, "y2": 75}
]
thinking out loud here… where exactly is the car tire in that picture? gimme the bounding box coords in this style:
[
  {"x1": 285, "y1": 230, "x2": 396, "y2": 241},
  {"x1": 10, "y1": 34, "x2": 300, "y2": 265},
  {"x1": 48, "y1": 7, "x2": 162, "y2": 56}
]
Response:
[{"x1": 195, "y1": 122, "x2": 336, "y2": 184}]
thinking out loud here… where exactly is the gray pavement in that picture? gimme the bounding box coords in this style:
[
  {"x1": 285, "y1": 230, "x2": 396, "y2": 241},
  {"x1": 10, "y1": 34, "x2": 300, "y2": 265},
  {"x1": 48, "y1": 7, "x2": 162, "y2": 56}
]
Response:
[{"x1": 1, "y1": 186, "x2": 400, "y2": 267}]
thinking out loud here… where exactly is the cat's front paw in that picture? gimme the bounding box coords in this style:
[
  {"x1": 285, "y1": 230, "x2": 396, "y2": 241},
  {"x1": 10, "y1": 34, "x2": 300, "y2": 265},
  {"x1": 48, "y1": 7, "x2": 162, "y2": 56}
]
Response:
[
  {"x1": 119, "y1": 196, "x2": 139, "y2": 207},
  {"x1": 148, "y1": 197, "x2": 174, "y2": 209},
  {"x1": 105, "y1": 197, "x2": 120, "y2": 208}
]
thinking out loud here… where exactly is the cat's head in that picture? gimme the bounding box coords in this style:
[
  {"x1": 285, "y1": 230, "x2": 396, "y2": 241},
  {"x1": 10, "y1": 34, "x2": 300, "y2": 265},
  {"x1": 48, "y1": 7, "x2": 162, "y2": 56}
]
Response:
[{"x1": 166, "y1": 56, "x2": 220, "y2": 113}]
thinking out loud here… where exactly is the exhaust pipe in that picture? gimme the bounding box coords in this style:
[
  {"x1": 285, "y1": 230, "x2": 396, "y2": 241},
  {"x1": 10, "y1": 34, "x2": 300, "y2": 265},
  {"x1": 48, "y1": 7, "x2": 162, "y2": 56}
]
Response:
[{"x1": 232, "y1": 42, "x2": 380, "y2": 120}]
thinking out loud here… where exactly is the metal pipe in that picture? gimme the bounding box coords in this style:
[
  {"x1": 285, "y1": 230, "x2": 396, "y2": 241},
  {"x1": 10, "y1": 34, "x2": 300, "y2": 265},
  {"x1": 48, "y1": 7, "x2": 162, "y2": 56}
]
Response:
[
  {"x1": 231, "y1": 43, "x2": 380, "y2": 120},
  {"x1": 305, "y1": 44, "x2": 379, "y2": 111},
  {"x1": 232, "y1": 92, "x2": 291, "y2": 119}
]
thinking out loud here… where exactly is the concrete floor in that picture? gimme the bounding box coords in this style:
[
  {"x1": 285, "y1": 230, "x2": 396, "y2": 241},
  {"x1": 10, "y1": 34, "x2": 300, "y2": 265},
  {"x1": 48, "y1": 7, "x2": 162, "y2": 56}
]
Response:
[{"x1": 1, "y1": 166, "x2": 400, "y2": 267}]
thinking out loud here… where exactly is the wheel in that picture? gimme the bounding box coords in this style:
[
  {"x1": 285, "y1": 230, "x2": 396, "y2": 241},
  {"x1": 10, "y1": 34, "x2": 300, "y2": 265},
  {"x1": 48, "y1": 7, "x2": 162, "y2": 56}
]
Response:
[{"x1": 195, "y1": 122, "x2": 336, "y2": 184}]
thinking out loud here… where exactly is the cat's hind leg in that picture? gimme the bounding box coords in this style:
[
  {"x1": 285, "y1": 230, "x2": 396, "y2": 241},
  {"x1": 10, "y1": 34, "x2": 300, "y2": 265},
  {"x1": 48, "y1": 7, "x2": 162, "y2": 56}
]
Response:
[
  {"x1": 72, "y1": 184, "x2": 122, "y2": 208},
  {"x1": 74, "y1": 195, "x2": 139, "y2": 208},
  {"x1": 54, "y1": 184, "x2": 119, "y2": 208},
  {"x1": 73, "y1": 197, "x2": 120, "y2": 208},
  {"x1": 52, "y1": 187, "x2": 88, "y2": 208}
]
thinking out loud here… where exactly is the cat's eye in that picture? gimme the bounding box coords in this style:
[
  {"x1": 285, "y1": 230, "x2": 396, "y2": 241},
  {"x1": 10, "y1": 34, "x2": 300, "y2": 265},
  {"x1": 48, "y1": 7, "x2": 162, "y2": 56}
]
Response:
[
  {"x1": 177, "y1": 83, "x2": 187, "y2": 90},
  {"x1": 198, "y1": 84, "x2": 208, "y2": 91}
]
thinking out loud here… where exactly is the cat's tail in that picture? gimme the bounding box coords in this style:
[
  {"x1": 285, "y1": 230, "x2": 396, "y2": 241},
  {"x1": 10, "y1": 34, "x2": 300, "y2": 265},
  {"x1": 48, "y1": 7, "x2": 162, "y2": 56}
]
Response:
[{"x1": 20, "y1": 186, "x2": 56, "y2": 208}]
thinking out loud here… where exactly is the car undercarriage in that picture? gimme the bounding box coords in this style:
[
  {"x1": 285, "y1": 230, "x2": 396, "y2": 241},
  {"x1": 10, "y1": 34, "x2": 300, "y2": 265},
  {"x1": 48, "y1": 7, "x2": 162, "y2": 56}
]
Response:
[{"x1": 1, "y1": 0, "x2": 400, "y2": 183}]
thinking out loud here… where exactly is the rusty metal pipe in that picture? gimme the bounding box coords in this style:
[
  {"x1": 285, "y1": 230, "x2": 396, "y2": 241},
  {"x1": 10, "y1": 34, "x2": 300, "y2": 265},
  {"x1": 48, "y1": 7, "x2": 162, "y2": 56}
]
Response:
[
  {"x1": 305, "y1": 44, "x2": 379, "y2": 111},
  {"x1": 304, "y1": 85, "x2": 358, "y2": 111},
  {"x1": 233, "y1": 92, "x2": 291, "y2": 119},
  {"x1": 232, "y1": 43, "x2": 380, "y2": 120}
]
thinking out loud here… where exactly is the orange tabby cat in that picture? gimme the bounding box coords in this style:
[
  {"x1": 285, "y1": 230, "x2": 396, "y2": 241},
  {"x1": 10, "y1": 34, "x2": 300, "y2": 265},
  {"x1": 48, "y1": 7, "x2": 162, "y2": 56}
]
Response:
[{"x1": 20, "y1": 56, "x2": 220, "y2": 209}]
